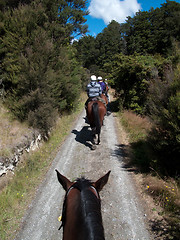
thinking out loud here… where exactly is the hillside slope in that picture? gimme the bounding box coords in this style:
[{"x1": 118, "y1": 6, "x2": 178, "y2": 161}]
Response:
[{"x1": 0, "y1": 102, "x2": 39, "y2": 188}]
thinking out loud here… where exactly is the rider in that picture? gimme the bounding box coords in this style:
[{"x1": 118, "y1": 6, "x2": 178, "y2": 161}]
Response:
[
  {"x1": 104, "y1": 78, "x2": 109, "y2": 97},
  {"x1": 85, "y1": 75, "x2": 106, "y2": 116},
  {"x1": 98, "y1": 76, "x2": 106, "y2": 93}
]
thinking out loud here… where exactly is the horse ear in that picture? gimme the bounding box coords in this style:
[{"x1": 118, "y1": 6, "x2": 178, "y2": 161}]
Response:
[
  {"x1": 55, "y1": 169, "x2": 72, "y2": 191},
  {"x1": 93, "y1": 171, "x2": 111, "y2": 192}
]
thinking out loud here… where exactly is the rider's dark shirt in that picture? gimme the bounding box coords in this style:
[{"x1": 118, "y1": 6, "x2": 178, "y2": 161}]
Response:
[{"x1": 99, "y1": 81, "x2": 106, "y2": 92}]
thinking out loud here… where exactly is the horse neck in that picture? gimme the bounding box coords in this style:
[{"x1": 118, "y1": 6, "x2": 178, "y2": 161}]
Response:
[
  {"x1": 64, "y1": 188, "x2": 105, "y2": 240},
  {"x1": 63, "y1": 188, "x2": 83, "y2": 238},
  {"x1": 81, "y1": 189, "x2": 105, "y2": 240}
]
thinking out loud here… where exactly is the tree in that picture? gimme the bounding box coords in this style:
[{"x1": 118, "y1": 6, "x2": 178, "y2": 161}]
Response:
[
  {"x1": 73, "y1": 35, "x2": 97, "y2": 69},
  {"x1": 0, "y1": 0, "x2": 32, "y2": 11},
  {"x1": 74, "y1": 20, "x2": 124, "y2": 74},
  {"x1": 54, "y1": 0, "x2": 88, "y2": 41},
  {"x1": 105, "y1": 53, "x2": 170, "y2": 114},
  {"x1": 125, "y1": 11, "x2": 155, "y2": 54},
  {"x1": 125, "y1": 1, "x2": 180, "y2": 55},
  {"x1": 150, "y1": 0, "x2": 180, "y2": 55},
  {"x1": 0, "y1": 0, "x2": 88, "y2": 136},
  {"x1": 95, "y1": 20, "x2": 124, "y2": 68},
  {"x1": 147, "y1": 61, "x2": 180, "y2": 175}
]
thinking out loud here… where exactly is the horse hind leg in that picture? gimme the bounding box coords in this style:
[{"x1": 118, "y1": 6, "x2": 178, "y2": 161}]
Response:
[
  {"x1": 91, "y1": 133, "x2": 97, "y2": 150},
  {"x1": 97, "y1": 133, "x2": 100, "y2": 145},
  {"x1": 91, "y1": 128, "x2": 96, "y2": 145},
  {"x1": 92, "y1": 134, "x2": 96, "y2": 145}
]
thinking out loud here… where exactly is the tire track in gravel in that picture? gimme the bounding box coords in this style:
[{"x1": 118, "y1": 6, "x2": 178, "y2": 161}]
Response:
[{"x1": 15, "y1": 109, "x2": 152, "y2": 240}]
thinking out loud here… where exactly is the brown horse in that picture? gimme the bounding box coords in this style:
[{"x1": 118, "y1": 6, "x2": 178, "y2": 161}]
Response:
[
  {"x1": 100, "y1": 93, "x2": 108, "y2": 105},
  {"x1": 55, "y1": 170, "x2": 111, "y2": 240},
  {"x1": 87, "y1": 99, "x2": 106, "y2": 147},
  {"x1": 104, "y1": 84, "x2": 109, "y2": 103},
  {"x1": 105, "y1": 84, "x2": 109, "y2": 94}
]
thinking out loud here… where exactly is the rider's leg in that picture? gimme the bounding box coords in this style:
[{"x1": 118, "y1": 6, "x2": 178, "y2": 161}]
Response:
[{"x1": 85, "y1": 98, "x2": 91, "y2": 120}]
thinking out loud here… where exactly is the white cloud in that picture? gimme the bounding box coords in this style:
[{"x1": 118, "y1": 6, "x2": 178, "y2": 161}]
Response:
[{"x1": 88, "y1": 0, "x2": 141, "y2": 24}]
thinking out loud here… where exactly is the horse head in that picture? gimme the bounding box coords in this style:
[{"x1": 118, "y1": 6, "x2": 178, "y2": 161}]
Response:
[{"x1": 56, "y1": 170, "x2": 111, "y2": 240}]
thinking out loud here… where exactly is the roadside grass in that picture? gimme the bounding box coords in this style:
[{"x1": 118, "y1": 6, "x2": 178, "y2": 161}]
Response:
[
  {"x1": 0, "y1": 93, "x2": 86, "y2": 240},
  {"x1": 144, "y1": 175, "x2": 180, "y2": 239},
  {"x1": 119, "y1": 110, "x2": 153, "y2": 172},
  {"x1": 118, "y1": 110, "x2": 180, "y2": 239}
]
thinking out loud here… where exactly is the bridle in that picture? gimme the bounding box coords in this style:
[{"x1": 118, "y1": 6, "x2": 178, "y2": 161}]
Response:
[
  {"x1": 65, "y1": 182, "x2": 81, "y2": 200},
  {"x1": 67, "y1": 183, "x2": 99, "y2": 199}
]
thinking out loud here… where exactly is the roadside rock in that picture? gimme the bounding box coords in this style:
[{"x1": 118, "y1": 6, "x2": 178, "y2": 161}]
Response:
[{"x1": 0, "y1": 131, "x2": 42, "y2": 177}]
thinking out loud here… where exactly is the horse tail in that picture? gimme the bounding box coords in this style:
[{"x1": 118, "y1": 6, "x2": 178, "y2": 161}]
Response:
[{"x1": 92, "y1": 102, "x2": 101, "y2": 134}]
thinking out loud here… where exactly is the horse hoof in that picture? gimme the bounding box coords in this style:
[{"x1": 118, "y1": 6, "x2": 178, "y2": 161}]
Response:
[{"x1": 91, "y1": 145, "x2": 96, "y2": 150}]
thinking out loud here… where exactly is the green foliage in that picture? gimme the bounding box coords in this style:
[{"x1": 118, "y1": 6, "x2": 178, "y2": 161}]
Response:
[
  {"x1": 106, "y1": 54, "x2": 168, "y2": 114},
  {"x1": 147, "y1": 63, "x2": 180, "y2": 176},
  {"x1": 125, "y1": 11, "x2": 155, "y2": 55},
  {"x1": 55, "y1": 0, "x2": 88, "y2": 39},
  {"x1": 75, "y1": 1, "x2": 180, "y2": 72},
  {"x1": 73, "y1": 35, "x2": 97, "y2": 69},
  {"x1": 125, "y1": 1, "x2": 180, "y2": 55},
  {"x1": 0, "y1": 0, "x2": 32, "y2": 11},
  {"x1": 74, "y1": 20, "x2": 124, "y2": 74},
  {"x1": 95, "y1": 20, "x2": 124, "y2": 68},
  {"x1": 108, "y1": 49, "x2": 179, "y2": 176},
  {"x1": 0, "y1": 0, "x2": 88, "y2": 137}
]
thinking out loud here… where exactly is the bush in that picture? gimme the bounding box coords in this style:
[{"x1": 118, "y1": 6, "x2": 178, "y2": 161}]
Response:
[
  {"x1": 147, "y1": 64, "x2": 180, "y2": 176},
  {"x1": 106, "y1": 53, "x2": 169, "y2": 114},
  {"x1": 28, "y1": 102, "x2": 57, "y2": 138}
]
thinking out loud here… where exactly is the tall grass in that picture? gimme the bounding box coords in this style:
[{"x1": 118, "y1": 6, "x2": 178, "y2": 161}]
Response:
[
  {"x1": 119, "y1": 110, "x2": 153, "y2": 172},
  {"x1": 0, "y1": 93, "x2": 86, "y2": 240},
  {"x1": 118, "y1": 110, "x2": 180, "y2": 239}
]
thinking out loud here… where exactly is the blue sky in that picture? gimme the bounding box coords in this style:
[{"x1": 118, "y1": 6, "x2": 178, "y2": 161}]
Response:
[{"x1": 85, "y1": 0, "x2": 180, "y2": 37}]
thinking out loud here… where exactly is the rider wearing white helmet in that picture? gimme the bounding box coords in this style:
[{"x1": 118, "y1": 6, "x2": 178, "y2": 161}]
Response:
[
  {"x1": 98, "y1": 76, "x2": 106, "y2": 93},
  {"x1": 86, "y1": 75, "x2": 101, "y2": 97},
  {"x1": 85, "y1": 75, "x2": 106, "y2": 116},
  {"x1": 85, "y1": 75, "x2": 101, "y2": 105}
]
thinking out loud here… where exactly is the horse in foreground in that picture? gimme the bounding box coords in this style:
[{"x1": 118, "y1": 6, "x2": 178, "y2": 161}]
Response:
[
  {"x1": 87, "y1": 98, "x2": 106, "y2": 148},
  {"x1": 55, "y1": 170, "x2": 111, "y2": 240}
]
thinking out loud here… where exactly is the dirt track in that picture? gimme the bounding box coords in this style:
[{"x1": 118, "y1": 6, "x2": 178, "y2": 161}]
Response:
[{"x1": 15, "y1": 109, "x2": 153, "y2": 240}]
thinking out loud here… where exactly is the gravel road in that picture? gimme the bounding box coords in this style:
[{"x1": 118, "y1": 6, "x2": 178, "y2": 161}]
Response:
[{"x1": 15, "y1": 109, "x2": 152, "y2": 240}]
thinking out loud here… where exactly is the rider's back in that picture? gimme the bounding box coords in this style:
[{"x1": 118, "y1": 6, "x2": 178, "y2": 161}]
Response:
[{"x1": 87, "y1": 81, "x2": 102, "y2": 98}]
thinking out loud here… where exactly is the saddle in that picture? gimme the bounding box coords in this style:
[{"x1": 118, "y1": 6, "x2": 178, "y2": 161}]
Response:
[
  {"x1": 90, "y1": 97, "x2": 98, "y2": 102},
  {"x1": 89, "y1": 97, "x2": 107, "y2": 108}
]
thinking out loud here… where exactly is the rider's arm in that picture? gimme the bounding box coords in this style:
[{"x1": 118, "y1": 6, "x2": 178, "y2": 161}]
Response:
[
  {"x1": 86, "y1": 85, "x2": 90, "y2": 97},
  {"x1": 99, "y1": 86, "x2": 102, "y2": 95}
]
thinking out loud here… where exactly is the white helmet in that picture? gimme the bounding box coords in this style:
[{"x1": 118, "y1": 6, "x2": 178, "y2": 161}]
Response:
[
  {"x1": 91, "y1": 75, "x2": 97, "y2": 81},
  {"x1": 97, "y1": 76, "x2": 102, "y2": 81}
]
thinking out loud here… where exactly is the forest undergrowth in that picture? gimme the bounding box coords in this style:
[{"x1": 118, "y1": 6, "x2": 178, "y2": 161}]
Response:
[{"x1": 118, "y1": 110, "x2": 180, "y2": 240}]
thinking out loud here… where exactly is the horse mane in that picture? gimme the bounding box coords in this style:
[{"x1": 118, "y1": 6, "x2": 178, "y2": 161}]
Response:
[{"x1": 62, "y1": 177, "x2": 105, "y2": 240}]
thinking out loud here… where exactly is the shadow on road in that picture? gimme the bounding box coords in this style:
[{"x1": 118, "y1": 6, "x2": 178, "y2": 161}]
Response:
[
  {"x1": 149, "y1": 218, "x2": 180, "y2": 240},
  {"x1": 111, "y1": 144, "x2": 139, "y2": 173},
  {"x1": 71, "y1": 126, "x2": 93, "y2": 149}
]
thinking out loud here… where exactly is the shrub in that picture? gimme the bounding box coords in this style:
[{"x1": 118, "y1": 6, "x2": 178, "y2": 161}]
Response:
[
  {"x1": 107, "y1": 54, "x2": 169, "y2": 114},
  {"x1": 147, "y1": 63, "x2": 180, "y2": 176}
]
